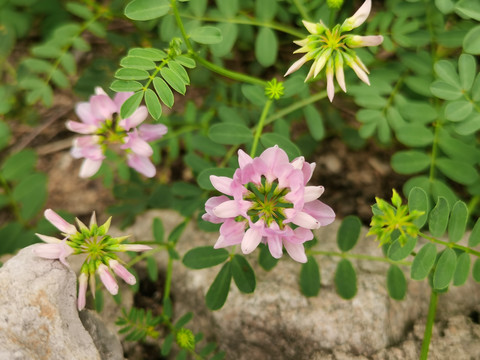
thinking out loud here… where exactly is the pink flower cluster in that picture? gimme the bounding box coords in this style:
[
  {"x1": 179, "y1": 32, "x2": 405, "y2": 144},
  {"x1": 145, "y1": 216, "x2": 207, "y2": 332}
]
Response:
[
  {"x1": 33, "y1": 209, "x2": 151, "y2": 310},
  {"x1": 67, "y1": 87, "x2": 167, "y2": 178},
  {"x1": 203, "y1": 146, "x2": 335, "y2": 263}
]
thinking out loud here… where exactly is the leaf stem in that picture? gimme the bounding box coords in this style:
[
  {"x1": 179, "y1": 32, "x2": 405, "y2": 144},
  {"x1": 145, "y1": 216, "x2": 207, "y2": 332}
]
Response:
[
  {"x1": 420, "y1": 289, "x2": 438, "y2": 360},
  {"x1": 250, "y1": 99, "x2": 273, "y2": 157},
  {"x1": 307, "y1": 249, "x2": 411, "y2": 266},
  {"x1": 419, "y1": 231, "x2": 480, "y2": 257},
  {"x1": 164, "y1": 255, "x2": 174, "y2": 300}
]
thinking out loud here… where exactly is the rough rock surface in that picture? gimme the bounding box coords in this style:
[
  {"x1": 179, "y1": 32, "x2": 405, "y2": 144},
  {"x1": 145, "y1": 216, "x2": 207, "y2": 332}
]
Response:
[
  {"x1": 0, "y1": 245, "x2": 122, "y2": 360},
  {"x1": 127, "y1": 210, "x2": 480, "y2": 360}
]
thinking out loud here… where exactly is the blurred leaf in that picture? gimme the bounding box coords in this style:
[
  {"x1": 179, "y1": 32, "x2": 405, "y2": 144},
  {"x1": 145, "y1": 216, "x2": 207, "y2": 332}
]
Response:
[
  {"x1": 153, "y1": 77, "x2": 174, "y2": 108},
  {"x1": 458, "y1": 54, "x2": 476, "y2": 91},
  {"x1": 411, "y1": 243, "x2": 437, "y2": 280},
  {"x1": 147, "y1": 256, "x2": 158, "y2": 281},
  {"x1": 115, "y1": 68, "x2": 150, "y2": 80},
  {"x1": 260, "y1": 133, "x2": 301, "y2": 159},
  {"x1": 125, "y1": 0, "x2": 170, "y2": 21},
  {"x1": 110, "y1": 80, "x2": 143, "y2": 92},
  {"x1": 396, "y1": 124, "x2": 434, "y2": 146},
  {"x1": 128, "y1": 48, "x2": 167, "y2": 61},
  {"x1": 434, "y1": 60, "x2": 461, "y2": 87},
  {"x1": 337, "y1": 215, "x2": 362, "y2": 252},
  {"x1": 120, "y1": 56, "x2": 156, "y2": 70},
  {"x1": 206, "y1": 262, "x2": 232, "y2": 310},
  {"x1": 153, "y1": 218, "x2": 164, "y2": 243},
  {"x1": 161, "y1": 333, "x2": 174, "y2": 356},
  {"x1": 445, "y1": 100, "x2": 473, "y2": 122},
  {"x1": 391, "y1": 151, "x2": 430, "y2": 174},
  {"x1": 436, "y1": 158, "x2": 479, "y2": 185},
  {"x1": 208, "y1": 123, "x2": 253, "y2": 145},
  {"x1": 210, "y1": 23, "x2": 238, "y2": 57},
  {"x1": 0, "y1": 122, "x2": 10, "y2": 150},
  {"x1": 334, "y1": 259, "x2": 357, "y2": 300},
  {"x1": 231, "y1": 255, "x2": 255, "y2": 293},
  {"x1": 1, "y1": 149, "x2": 36, "y2": 181},
  {"x1": 303, "y1": 105, "x2": 324, "y2": 141},
  {"x1": 430, "y1": 80, "x2": 462, "y2": 100},
  {"x1": 428, "y1": 197, "x2": 450, "y2": 237},
  {"x1": 469, "y1": 219, "x2": 480, "y2": 247},
  {"x1": 191, "y1": 26, "x2": 223, "y2": 44},
  {"x1": 448, "y1": 201, "x2": 468, "y2": 243},
  {"x1": 161, "y1": 67, "x2": 186, "y2": 94},
  {"x1": 433, "y1": 248, "x2": 457, "y2": 290},
  {"x1": 387, "y1": 264, "x2": 406, "y2": 300},
  {"x1": 258, "y1": 244, "x2": 278, "y2": 271},
  {"x1": 255, "y1": 27, "x2": 277, "y2": 67},
  {"x1": 456, "y1": 0, "x2": 480, "y2": 20},
  {"x1": 215, "y1": 0, "x2": 238, "y2": 17},
  {"x1": 453, "y1": 252, "x2": 470, "y2": 286},
  {"x1": 473, "y1": 258, "x2": 480, "y2": 282},
  {"x1": 463, "y1": 26, "x2": 480, "y2": 54},
  {"x1": 300, "y1": 256, "x2": 320, "y2": 297},
  {"x1": 182, "y1": 246, "x2": 229, "y2": 269},
  {"x1": 168, "y1": 221, "x2": 187, "y2": 244},
  {"x1": 145, "y1": 88, "x2": 162, "y2": 120}
]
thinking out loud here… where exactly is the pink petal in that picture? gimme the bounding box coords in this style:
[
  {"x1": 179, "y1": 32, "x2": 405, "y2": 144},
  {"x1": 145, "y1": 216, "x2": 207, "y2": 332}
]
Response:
[
  {"x1": 138, "y1": 123, "x2": 168, "y2": 141},
  {"x1": 237, "y1": 149, "x2": 253, "y2": 168},
  {"x1": 109, "y1": 260, "x2": 136, "y2": 285},
  {"x1": 35, "y1": 233, "x2": 62, "y2": 244},
  {"x1": 98, "y1": 264, "x2": 118, "y2": 295},
  {"x1": 303, "y1": 200, "x2": 336, "y2": 226},
  {"x1": 79, "y1": 158, "x2": 103, "y2": 178},
  {"x1": 90, "y1": 94, "x2": 117, "y2": 120},
  {"x1": 44, "y1": 209, "x2": 77, "y2": 234},
  {"x1": 213, "y1": 200, "x2": 241, "y2": 218},
  {"x1": 341, "y1": 0, "x2": 372, "y2": 31},
  {"x1": 214, "y1": 220, "x2": 245, "y2": 248},
  {"x1": 290, "y1": 211, "x2": 321, "y2": 229},
  {"x1": 267, "y1": 237, "x2": 283, "y2": 259},
  {"x1": 120, "y1": 244, "x2": 153, "y2": 252},
  {"x1": 75, "y1": 102, "x2": 97, "y2": 125},
  {"x1": 66, "y1": 120, "x2": 97, "y2": 134},
  {"x1": 127, "y1": 154, "x2": 156, "y2": 177},
  {"x1": 241, "y1": 226, "x2": 263, "y2": 254},
  {"x1": 122, "y1": 131, "x2": 153, "y2": 157},
  {"x1": 284, "y1": 55, "x2": 308, "y2": 77},
  {"x1": 203, "y1": 196, "x2": 230, "y2": 224},
  {"x1": 304, "y1": 186, "x2": 325, "y2": 202},
  {"x1": 283, "y1": 241, "x2": 307, "y2": 263},
  {"x1": 210, "y1": 175, "x2": 234, "y2": 196},
  {"x1": 77, "y1": 273, "x2": 88, "y2": 311},
  {"x1": 260, "y1": 146, "x2": 290, "y2": 181}
]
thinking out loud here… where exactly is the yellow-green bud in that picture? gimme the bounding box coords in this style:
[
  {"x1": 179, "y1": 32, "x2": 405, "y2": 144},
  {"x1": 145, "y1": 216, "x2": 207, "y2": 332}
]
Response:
[
  {"x1": 327, "y1": 0, "x2": 344, "y2": 9},
  {"x1": 176, "y1": 328, "x2": 195, "y2": 351}
]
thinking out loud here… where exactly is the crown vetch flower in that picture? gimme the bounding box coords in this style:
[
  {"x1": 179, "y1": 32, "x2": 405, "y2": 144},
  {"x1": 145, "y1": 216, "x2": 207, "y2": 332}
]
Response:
[
  {"x1": 284, "y1": 0, "x2": 383, "y2": 102},
  {"x1": 67, "y1": 87, "x2": 168, "y2": 178},
  {"x1": 202, "y1": 146, "x2": 335, "y2": 263},
  {"x1": 34, "y1": 209, "x2": 152, "y2": 310}
]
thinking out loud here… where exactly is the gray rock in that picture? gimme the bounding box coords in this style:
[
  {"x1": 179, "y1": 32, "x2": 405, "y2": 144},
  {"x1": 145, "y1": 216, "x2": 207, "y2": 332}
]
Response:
[
  {"x1": 0, "y1": 244, "x2": 122, "y2": 360},
  {"x1": 127, "y1": 210, "x2": 480, "y2": 360}
]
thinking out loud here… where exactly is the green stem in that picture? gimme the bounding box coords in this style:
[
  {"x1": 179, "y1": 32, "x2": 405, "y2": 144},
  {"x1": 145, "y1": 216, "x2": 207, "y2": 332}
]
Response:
[
  {"x1": 264, "y1": 90, "x2": 327, "y2": 126},
  {"x1": 219, "y1": 144, "x2": 240, "y2": 168},
  {"x1": 428, "y1": 122, "x2": 441, "y2": 182},
  {"x1": 180, "y1": 13, "x2": 305, "y2": 38},
  {"x1": 251, "y1": 99, "x2": 273, "y2": 157},
  {"x1": 467, "y1": 195, "x2": 480, "y2": 219},
  {"x1": 419, "y1": 232, "x2": 480, "y2": 257},
  {"x1": 126, "y1": 245, "x2": 166, "y2": 267},
  {"x1": 420, "y1": 290, "x2": 438, "y2": 360},
  {"x1": 164, "y1": 255, "x2": 174, "y2": 300},
  {"x1": 172, "y1": 0, "x2": 267, "y2": 86},
  {"x1": 292, "y1": 0, "x2": 311, "y2": 21},
  {"x1": 308, "y1": 250, "x2": 411, "y2": 266}
]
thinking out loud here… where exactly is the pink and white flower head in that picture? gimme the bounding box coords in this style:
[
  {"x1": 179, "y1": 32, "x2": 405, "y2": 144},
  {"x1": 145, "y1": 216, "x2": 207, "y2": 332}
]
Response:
[
  {"x1": 202, "y1": 146, "x2": 335, "y2": 263},
  {"x1": 34, "y1": 208, "x2": 152, "y2": 310},
  {"x1": 67, "y1": 87, "x2": 168, "y2": 178},
  {"x1": 284, "y1": 0, "x2": 383, "y2": 102}
]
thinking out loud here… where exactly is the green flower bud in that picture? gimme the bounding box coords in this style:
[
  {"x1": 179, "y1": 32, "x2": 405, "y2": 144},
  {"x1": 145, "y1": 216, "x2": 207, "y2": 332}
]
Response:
[{"x1": 176, "y1": 328, "x2": 195, "y2": 351}]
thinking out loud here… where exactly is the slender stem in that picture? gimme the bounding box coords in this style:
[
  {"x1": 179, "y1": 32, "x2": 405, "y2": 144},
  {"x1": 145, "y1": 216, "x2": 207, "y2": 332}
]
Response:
[
  {"x1": 292, "y1": 0, "x2": 311, "y2": 22},
  {"x1": 172, "y1": 0, "x2": 267, "y2": 86},
  {"x1": 420, "y1": 290, "x2": 438, "y2": 360},
  {"x1": 126, "y1": 245, "x2": 166, "y2": 267},
  {"x1": 419, "y1": 232, "x2": 480, "y2": 258},
  {"x1": 467, "y1": 195, "x2": 480, "y2": 219},
  {"x1": 251, "y1": 99, "x2": 273, "y2": 157},
  {"x1": 219, "y1": 144, "x2": 239, "y2": 168},
  {"x1": 164, "y1": 255, "x2": 174, "y2": 300},
  {"x1": 264, "y1": 90, "x2": 327, "y2": 125},
  {"x1": 180, "y1": 13, "x2": 305, "y2": 38},
  {"x1": 308, "y1": 250, "x2": 411, "y2": 266}
]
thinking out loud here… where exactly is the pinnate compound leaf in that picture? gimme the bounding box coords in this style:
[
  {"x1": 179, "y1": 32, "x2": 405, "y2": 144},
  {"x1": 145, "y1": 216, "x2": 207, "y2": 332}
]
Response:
[
  {"x1": 208, "y1": 123, "x2": 253, "y2": 145},
  {"x1": 453, "y1": 252, "x2": 470, "y2": 286},
  {"x1": 408, "y1": 187, "x2": 429, "y2": 228},
  {"x1": 334, "y1": 259, "x2": 357, "y2": 300},
  {"x1": 231, "y1": 255, "x2": 256, "y2": 293},
  {"x1": 175, "y1": 55, "x2": 196, "y2": 69},
  {"x1": 456, "y1": 0, "x2": 480, "y2": 21},
  {"x1": 433, "y1": 248, "x2": 457, "y2": 290},
  {"x1": 445, "y1": 100, "x2": 473, "y2": 122},
  {"x1": 110, "y1": 80, "x2": 143, "y2": 92},
  {"x1": 190, "y1": 26, "x2": 223, "y2": 44},
  {"x1": 411, "y1": 243, "x2": 437, "y2": 280},
  {"x1": 115, "y1": 68, "x2": 150, "y2": 80},
  {"x1": 434, "y1": 60, "x2": 461, "y2": 87},
  {"x1": 182, "y1": 246, "x2": 229, "y2": 269},
  {"x1": 428, "y1": 197, "x2": 450, "y2": 237},
  {"x1": 430, "y1": 80, "x2": 462, "y2": 100},
  {"x1": 125, "y1": 0, "x2": 170, "y2": 21},
  {"x1": 387, "y1": 265, "x2": 407, "y2": 300},
  {"x1": 128, "y1": 47, "x2": 167, "y2": 61},
  {"x1": 206, "y1": 262, "x2": 232, "y2": 310},
  {"x1": 458, "y1": 53, "x2": 476, "y2": 91},
  {"x1": 300, "y1": 256, "x2": 321, "y2": 297},
  {"x1": 396, "y1": 124, "x2": 434, "y2": 147},
  {"x1": 337, "y1": 215, "x2": 362, "y2": 252},
  {"x1": 169, "y1": 61, "x2": 190, "y2": 84},
  {"x1": 448, "y1": 201, "x2": 468, "y2": 243},
  {"x1": 144, "y1": 88, "x2": 162, "y2": 120},
  {"x1": 436, "y1": 158, "x2": 479, "y2": 185},
  {"x1": 153, "y1": 77, "x2": 174, "y2": 108},
  {"x1": 120, "y1": 91, "x2": 143, "y2": 119},
  {"x1": 120, "y1": 56, "x2": 156, "y2": 70},
  {"x1": 469, "y1": 219, "x2": 480, "y2": 247}
]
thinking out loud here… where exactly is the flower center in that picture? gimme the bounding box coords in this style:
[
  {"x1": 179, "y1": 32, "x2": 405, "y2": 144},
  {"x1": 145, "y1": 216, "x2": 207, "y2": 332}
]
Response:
[{"x1": 244, "y1": 177, "x2": 293, "y2": 228}]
